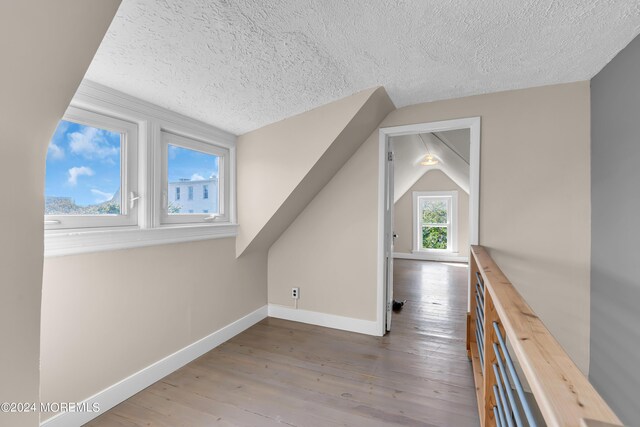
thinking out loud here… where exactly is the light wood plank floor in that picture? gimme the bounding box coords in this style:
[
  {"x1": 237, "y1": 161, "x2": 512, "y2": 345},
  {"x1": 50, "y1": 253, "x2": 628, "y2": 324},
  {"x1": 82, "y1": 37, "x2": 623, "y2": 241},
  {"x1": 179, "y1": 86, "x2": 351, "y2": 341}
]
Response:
[{"x1": 87, "y1": 260, "x2": 479, "y2": 426}]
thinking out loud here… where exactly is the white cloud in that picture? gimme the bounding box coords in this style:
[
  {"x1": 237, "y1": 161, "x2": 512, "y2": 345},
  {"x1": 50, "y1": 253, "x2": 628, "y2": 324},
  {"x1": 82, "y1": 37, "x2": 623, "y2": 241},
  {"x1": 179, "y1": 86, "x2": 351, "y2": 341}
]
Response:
[
  {"x1": 68, "y1": 127, "x2": 118, "y2": 159},
  {"x1": 52, "y1": 121, "x2": 70, "y2": 142},
  {"x1": 68, "y1": 166, "x2": 94, "y2": 186},
  {"x1": 191, "y1": 173, "x2": 205, "y2": 181},
  {"x1": 47, "y1": 142, "x2": 65, "y2": 160},
  {"x1": 168, "y1": 145, "x2": 179, "y2": 159},
  {"x1": 91, "y1": 189, "x2": 114, "y2": 203}
]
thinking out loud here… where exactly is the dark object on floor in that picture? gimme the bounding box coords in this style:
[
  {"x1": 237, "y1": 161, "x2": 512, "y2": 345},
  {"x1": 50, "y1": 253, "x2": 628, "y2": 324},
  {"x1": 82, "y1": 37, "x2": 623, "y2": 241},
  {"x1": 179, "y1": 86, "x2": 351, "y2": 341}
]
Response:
[{"x1": 392, "y1": 299, "x2": 407, "y2": 312}]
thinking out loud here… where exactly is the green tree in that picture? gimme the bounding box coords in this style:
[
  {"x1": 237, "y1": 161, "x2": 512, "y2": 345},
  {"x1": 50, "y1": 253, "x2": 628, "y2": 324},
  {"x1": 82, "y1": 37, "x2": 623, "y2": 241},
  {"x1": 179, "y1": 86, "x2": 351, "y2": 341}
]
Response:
[
  {"x1": 168, "y1": 201, "x2": 182, "y2": 214},
  {"x1": 96, "y1": 203, "x2": 120, "y2": 215},
  {"x1": 422, "y1": 227, "x2": 447, "y2": 249},
  {"x1": 422, "y1": 201, "x2": 447, "y2": 223},
  {"x1": 420, "y1": 200, "x2": 448, "y2": 249}
]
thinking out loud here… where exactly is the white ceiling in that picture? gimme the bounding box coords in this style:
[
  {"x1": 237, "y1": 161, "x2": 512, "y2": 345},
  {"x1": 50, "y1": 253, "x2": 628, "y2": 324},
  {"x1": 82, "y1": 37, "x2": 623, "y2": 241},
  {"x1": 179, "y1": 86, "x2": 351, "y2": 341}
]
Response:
[
  {"x1": 86, "y1": 0, "x2": 640, "y2": 134},
  {"x1": 434, "y1": 130, "x2": 470, "y2": 164},
  {"x1": 392, "y1": 130, "x2": 470, "y2": 202}
]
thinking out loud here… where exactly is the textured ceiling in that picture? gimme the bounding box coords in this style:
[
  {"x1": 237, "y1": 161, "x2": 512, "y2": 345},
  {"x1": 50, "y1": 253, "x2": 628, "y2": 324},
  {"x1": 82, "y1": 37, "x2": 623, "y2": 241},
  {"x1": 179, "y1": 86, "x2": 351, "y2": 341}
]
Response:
[{"x1": 86, "y1": 0, "x2": 640, "y2": 134}]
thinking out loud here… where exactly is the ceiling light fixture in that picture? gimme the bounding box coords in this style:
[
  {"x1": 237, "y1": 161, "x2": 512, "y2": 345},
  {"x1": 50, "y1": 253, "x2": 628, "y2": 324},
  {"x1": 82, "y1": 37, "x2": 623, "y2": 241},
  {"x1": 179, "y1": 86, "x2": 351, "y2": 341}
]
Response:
[{"x1": 418, "y1": 134, "x2": 439, "y2": 166}]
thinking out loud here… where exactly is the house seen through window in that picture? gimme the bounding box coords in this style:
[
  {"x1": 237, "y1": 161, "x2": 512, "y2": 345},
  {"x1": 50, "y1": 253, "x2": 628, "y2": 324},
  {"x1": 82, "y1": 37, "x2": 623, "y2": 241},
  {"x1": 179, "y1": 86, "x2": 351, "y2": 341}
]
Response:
[
  {"x1": 166, "y1": 144, "x2": 219, "y2": 215},
  {"x1": 42, "y1": 92, "x2": 233, "y2": 255}
]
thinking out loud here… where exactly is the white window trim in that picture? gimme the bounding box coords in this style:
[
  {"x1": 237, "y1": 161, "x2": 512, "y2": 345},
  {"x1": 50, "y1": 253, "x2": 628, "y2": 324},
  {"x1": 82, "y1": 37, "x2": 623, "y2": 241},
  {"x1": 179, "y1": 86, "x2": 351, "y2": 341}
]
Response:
[
  {"x1": 45, "y1": 107, "x2": 139, "y2": 230},
  {"x1": 44, "y1": 224, "x2": 237, "y2": 257},
  {"x1": 412, "y1": 190, "x2": 458, "y2": 254},
  {"x1": 44, "y1": 80, "x2": 237, "y2": 257},
  {"x1": 160, "y1": 131, "x2": 230, "y2": 225}
]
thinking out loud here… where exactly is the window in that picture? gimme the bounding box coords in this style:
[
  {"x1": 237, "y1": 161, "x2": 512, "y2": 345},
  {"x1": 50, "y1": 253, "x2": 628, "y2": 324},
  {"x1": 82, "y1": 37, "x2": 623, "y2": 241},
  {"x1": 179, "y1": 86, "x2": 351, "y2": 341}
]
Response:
[
  {"x1": 413, "y1": 191, "x2": 458, "y2": 252},
  {"x1": 44, "y1": 107, "x2": 138, "y2": 230},
  {"x1": 161, "y1": 131, "x2": 229, "y2": 225},
  {"x1": 43, "y1": 82, "x2": 237, "y2": 257}
]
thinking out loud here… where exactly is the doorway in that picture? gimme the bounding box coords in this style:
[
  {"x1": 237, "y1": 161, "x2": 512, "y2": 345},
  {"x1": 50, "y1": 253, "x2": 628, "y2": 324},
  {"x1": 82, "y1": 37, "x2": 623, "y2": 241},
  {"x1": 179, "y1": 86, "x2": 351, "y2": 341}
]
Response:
[{"x1": 377, "y1": 118, "x2": 480, "y2": 333}]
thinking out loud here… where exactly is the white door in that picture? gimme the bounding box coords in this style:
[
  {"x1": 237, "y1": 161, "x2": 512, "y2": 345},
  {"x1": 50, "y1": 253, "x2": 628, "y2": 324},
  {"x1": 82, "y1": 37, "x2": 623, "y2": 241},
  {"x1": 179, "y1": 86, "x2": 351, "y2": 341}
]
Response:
[{"x1": 384, "y1": 145, "x2": 395, "y2": 332}]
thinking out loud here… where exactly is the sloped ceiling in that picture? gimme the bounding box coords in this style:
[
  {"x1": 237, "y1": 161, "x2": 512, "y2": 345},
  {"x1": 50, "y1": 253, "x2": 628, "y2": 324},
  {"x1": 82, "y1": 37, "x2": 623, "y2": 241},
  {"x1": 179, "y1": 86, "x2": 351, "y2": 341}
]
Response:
[
  {"x1": 236, "y1": 86, "x2": 394, "y2": 257},
  {"x1": 85, "y1": 0, "x2": 640, "y2": 134},
  {"x1": 434, "y1": 129, "x2": 470, "y2": 164},
  {"x1": 393, "y1": 134, "x2": 431, "y2": 203},
  {"x1": 393, "y1": 131, "x2": 470, "y2": 202}
]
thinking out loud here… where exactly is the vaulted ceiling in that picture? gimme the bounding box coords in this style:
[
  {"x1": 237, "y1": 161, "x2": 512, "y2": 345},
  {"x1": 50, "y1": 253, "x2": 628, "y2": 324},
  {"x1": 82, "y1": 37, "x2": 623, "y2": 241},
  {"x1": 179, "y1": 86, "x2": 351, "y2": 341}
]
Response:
[
  {"x1": 86, "y1": 0, "x2": 640, "y2": 134},
  {"x1": 392, "y1": 130, "x2": 470, "y2": 203}
]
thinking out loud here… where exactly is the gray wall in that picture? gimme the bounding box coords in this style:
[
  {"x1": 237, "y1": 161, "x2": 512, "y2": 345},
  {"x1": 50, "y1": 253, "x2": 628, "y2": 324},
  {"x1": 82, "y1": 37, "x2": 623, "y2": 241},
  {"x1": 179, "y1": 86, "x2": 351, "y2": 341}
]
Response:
[{"x1": 590, "y1": 33, "x2": 640, "y2": 425}]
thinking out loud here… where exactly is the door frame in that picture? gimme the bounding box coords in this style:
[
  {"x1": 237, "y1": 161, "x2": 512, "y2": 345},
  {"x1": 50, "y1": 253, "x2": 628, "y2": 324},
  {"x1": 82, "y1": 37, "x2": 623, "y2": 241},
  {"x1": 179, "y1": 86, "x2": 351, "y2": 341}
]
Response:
[{"x1": 377, "y1": 117, "x2": 481, "y2": 335}]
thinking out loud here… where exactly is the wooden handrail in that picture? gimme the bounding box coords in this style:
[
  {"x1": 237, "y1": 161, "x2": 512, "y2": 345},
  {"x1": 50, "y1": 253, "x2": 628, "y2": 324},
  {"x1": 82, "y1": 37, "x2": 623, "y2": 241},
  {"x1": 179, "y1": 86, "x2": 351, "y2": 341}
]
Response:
[{"x1": 467, "y1": 245, "x2": 622, "y2": 427}]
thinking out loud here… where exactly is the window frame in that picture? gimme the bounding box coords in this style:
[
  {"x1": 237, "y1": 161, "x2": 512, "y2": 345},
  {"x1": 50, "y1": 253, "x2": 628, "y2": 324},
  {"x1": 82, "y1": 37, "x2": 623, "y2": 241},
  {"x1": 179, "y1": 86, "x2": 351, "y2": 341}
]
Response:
[
  {"x1": 44, "y1": 106, "x2": 139, "y2": 231},
  {"x1": 43, "y1": 80, "x2": 238, "y2": 257},
  {"x1": 159, "y1": 131, "x2": 229, "y2": 226},
  {"x1": 412, "y1": 191, "x2": 458, "y2": 253}
]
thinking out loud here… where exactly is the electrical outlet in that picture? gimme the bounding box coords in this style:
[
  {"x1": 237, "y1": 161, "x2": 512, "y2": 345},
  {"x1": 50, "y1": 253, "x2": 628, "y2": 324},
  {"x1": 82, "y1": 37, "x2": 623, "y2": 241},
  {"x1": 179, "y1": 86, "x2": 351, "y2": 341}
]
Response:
[{"x1": 291, "y1": 287, "x2": 300, "y2": 299}]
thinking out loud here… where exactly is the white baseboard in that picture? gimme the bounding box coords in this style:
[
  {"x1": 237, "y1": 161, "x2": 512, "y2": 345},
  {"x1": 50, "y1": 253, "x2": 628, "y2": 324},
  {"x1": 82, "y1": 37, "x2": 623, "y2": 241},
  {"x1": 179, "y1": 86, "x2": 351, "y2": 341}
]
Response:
[
  {"x1": 393, "y1": 251, "x2": 468, "y2": 263},
  {"x1": 268, "y1": 304, "x2": 381, "y2": 336},
  {"x1": 40, "y1": 305, "x2": 268, "y2": 427}
]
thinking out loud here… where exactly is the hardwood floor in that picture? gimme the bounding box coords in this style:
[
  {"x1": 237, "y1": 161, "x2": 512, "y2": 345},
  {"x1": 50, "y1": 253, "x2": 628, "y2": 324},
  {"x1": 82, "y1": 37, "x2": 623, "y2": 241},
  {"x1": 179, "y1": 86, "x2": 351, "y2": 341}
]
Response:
[{"x1": 87, "y1": 260, "x2": 479, "y2": 426}]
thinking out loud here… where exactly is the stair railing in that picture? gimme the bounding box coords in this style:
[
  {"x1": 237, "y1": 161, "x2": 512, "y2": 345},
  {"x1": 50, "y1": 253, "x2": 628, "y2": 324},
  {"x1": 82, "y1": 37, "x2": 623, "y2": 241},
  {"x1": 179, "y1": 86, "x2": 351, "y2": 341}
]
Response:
[{"x1": 467, "y1": 245, "x2": 622, "y2": 427}]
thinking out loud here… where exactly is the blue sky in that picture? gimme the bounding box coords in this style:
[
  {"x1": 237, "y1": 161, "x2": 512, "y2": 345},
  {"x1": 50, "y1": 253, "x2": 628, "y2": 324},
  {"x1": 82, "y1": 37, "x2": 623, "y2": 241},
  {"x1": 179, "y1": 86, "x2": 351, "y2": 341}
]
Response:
[
  {"x1": 46, "y1": 120, "x2": 219, "y2": 206},
  {"x1": 168, "y1": 144, "x2": 219, "y2": 183},
  {"x1": 45, "y1": 120, "x2": 121, "y2": 206}
]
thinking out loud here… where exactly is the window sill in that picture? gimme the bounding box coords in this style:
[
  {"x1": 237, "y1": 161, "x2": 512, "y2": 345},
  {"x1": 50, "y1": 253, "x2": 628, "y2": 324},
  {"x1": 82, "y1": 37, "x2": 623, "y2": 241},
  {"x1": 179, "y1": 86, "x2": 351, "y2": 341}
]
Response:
[
  {"x1": 413, "y1": 249, "x2": 453, "y2": 253},
  {"x1": 44, "y1": 223, "x2": 238, "y2": 257}
]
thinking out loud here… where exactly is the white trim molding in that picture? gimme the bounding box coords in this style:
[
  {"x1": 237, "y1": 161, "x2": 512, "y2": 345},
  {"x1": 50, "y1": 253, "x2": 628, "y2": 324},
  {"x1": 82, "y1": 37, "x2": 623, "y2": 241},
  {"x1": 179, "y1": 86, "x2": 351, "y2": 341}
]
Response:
[
  {"x1": 159, "y1": 131, "x2": 231, "y2": 226},
  {"x1": 412, "y1": 190, "x2": 459, "y2": 253},
  {"x1": 40, "y1": 305, "x2": 267, "y2": 427},
  {"x1": 393, "y1": 252, "x2": 469, "y2": 263},
  {"x1": 45, "y1": 107, "x2": 140, "y2": 231},
  {"x1": 45, "y1": 223, "x2": 238, "y2": 257},
  {"x1": 378, "y1": 117, "x2": 481, "y2": 331},
  {"x1": 268, "y1": 304, "x2": 381, "y2": 336},
  {"x1": 73, "y1": 80, "x2": 236, "y2": 147}
]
